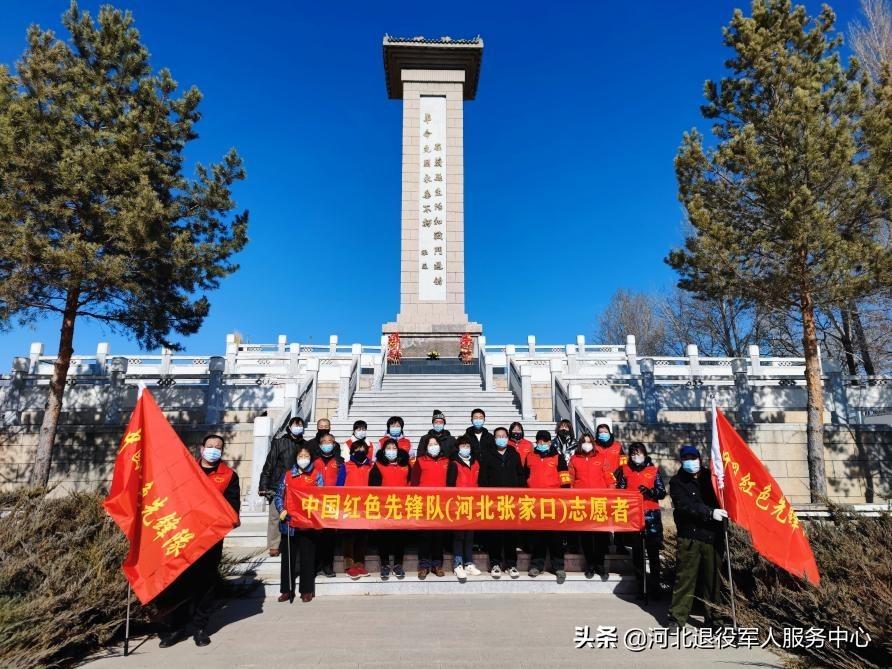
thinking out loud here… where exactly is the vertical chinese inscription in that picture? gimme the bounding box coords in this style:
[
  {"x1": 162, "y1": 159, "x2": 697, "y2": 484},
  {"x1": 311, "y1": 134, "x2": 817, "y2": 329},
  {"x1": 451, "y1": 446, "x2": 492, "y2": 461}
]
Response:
[{"x1": 418, "y1": 96, "x2": 447, "y2": 301}]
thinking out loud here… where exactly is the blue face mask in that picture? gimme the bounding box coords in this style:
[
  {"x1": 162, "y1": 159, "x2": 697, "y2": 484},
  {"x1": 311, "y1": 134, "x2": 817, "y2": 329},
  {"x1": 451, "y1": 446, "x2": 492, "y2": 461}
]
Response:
[
  {"x1": 320, "y1": 443, "x2": 334, "y2": 455},
  {"x1": 535, "y1": 443, "x2": 550, "y2": 453},
  {"x1": 682, "y1": 459, "x2": 701, "y2": 474},
  {"x1": 472, "y1": 418, "x2": 484, "y2": 429},
  {"x1": 354, "y1": 430, "x2": 366, "y2": 440},
  {"x1": 432, "y1": 423, "x2": 444, "y2": 432},
  {"x1": 597, "y1": 433, "x2": 611, "y2": 443},
  {"x1": 495, "y1": 437, "x2": 509, "y2": 449},
  {"x1": 389, "y1": 426, "x2": 402, "y2": 437},
  {"x1": 458, "y1": 446, "x2": 471, "y2": 458},
  {"x1": 385, "y1": 449, "x2": 398, "y2": 461},
  {"x1": 202, "y1": 447, "x2": 222, "y2": 463}
]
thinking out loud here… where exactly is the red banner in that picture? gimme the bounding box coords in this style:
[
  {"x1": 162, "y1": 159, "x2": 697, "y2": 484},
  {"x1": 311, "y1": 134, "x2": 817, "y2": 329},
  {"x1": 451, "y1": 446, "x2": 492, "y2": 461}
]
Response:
[
  {"x1": 711, "y1": 406, "x2": 820, "y2": 585},
  {"x1": 283, "y1": 487, "x2": 645, "y2": 531},
  {"x1": 103, "y1": 389, "x2": 240, "y2": 604}
]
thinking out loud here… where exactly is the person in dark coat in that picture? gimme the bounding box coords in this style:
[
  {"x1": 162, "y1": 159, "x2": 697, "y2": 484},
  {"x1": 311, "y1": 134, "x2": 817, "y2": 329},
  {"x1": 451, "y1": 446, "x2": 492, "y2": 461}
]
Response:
[
  {"x1": 158, "y1": 434, "x2": 240, "y2": 648},
  {"x1": 615, "y1": 441, "x2": 666, "y2": 598},
  {"x1": 478, "y1": 426, "x2": 525, "y2": 579},
  {"x1": 258, "y1": 416, "x2": 306, "y2": 556},
  {"x1": 464, "y1": 408, "x2": 495, "y2": 457},
  {"x1": 667, "y1": 444, "x2": 727, "y2": 628},
  {"x1": 551, "y1": 418, "x2": 579, "y2": 460},
  {"x1": 418, "y1": 409, "x2": 458, "y2": 458},
  {"x1": 306, "y1": 417, "x2": 339, "y2": 457}
]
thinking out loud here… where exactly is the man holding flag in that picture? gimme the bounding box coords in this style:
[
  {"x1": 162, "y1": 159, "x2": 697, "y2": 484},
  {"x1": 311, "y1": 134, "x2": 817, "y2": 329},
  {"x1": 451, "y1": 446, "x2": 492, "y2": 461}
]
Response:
[{"x1": 103, "y1": 390, "x2": 240, "y2": 651}]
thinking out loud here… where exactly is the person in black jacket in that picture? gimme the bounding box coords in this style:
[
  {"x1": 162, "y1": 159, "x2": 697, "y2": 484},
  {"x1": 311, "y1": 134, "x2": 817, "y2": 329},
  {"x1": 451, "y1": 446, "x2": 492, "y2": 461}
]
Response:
[
  {"x1": 464, "y1": 408, "x2": 495, "y2": 457},
  {"x1": 306, "y1": 417, "x2": 339, "y2": 457},
  {"x1": 478, "y1": 427, "x2": 525, "y2": 579},
  {"x1": 667, "y1": 444, "x2": 728, "y2": 628},
  {"x1": 418, "y1": 409, "x2": 458, "y2": 458},
  {"x1": 258, "y1": 416, "x2": 306, "y2": 556},
  {"x1": 158, "y1": 435, "x2": 240, "y2": 649}
]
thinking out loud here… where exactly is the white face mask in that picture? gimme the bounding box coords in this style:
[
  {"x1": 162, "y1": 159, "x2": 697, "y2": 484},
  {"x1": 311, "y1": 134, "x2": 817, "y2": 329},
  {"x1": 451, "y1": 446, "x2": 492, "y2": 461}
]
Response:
[
  {"x1": 296, "y1": 457, "x2": 311, "y2": 470},
  {"x1": 580, "y1": 442, "x2": 594, "y2": 453},
  {"x1": 354, "y1": 430, "x2": 366, "y2": 440},
  {"x1": 202, "y1": 447, "x2": 222, "y2": 463},
  {"x1": 458, "y1": 446, "x2": 471, "y2": 458},
  {"x1": 289, "y1": 425, "x2": 304, "y2": 436},
  {"x1": 427, "y1": 444, "x2": 441, "y2": 457},
  {"x1": 631, "y1": 454, "x2": 645, "y2": 465}
]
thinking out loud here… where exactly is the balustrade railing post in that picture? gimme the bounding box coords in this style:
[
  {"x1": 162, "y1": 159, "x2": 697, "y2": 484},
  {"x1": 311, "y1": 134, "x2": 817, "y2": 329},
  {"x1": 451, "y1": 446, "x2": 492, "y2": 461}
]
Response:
[
  {"x1": 521, "y1": 367, "x2": 534, "y2": 420},
  {"x1": 249, "y1": 415, "x2": 272, "y2": 511},
  {"x1": 626, "y1": 334, "x2": 639, "y2": 375},
  {"x1": 106, "y1": 356, "x2": 129, "y2": 425},
  {"x1": 96, "y1": 342, "x2": 109, "y2": 375},
  {"x1": 640, "y1": 357, "x2": 658, "y2": 425},
  {"x1": 732, "y1": 358, "x2": 754, "y2": 425},
  {"x1": 205, "y1": 356, "x2": 226, "y2": 425},
  {"x1": 225, "y1": 333, "x2": 238, "y2": 373},
  {"x1": 29, "y1": 342, "x2": 43, "y2": 374}
]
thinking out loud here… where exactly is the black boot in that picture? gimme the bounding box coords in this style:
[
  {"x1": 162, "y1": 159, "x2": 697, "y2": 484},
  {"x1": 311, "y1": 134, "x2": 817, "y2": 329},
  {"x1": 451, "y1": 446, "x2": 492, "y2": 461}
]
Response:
[
  {"x1": 193, "y1": 629, "x2": 211, "y2": 647},
  {"x1": 158, "y1": 629, "x2": 187, "y2": 648}
]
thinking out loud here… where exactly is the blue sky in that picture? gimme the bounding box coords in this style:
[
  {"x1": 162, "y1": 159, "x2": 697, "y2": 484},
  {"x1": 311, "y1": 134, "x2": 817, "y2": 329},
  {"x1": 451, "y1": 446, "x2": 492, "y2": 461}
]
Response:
[{"x1": 0, "y1": 0, "x2": 861, "y2": 363}]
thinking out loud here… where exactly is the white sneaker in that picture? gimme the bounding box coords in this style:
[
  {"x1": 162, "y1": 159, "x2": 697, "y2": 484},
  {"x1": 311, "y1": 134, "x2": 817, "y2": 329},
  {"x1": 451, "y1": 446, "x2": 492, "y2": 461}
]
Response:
[
  {"x1": 490, "y1": 565, "x2": 502, "y2": 579},
  {"x1": 454, "y1": 564, "x2": 466, "y2": 580},
  {"x1": 465, "y1": 564, "x2": 482, "y2": 577},
  {"x1": 507, "y1": 567, "x2": 520, "y2": 579}
]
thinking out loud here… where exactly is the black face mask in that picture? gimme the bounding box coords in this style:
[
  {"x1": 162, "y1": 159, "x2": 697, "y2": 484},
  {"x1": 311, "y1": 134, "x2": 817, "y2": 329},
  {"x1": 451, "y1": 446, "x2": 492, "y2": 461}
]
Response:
[
  {"x1": 351, "y1": 450, "x2": 367, "y2": 463},
  {"x1": 558, "y1": 429, "x2": 570, "y2": 439},
  {"x1": 510, "y1": 432, "x2": 523, "y2": 442}
]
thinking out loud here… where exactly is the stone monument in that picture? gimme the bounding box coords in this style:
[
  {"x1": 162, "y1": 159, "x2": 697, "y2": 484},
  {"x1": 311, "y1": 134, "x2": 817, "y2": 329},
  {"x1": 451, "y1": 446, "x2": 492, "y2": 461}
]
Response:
[{"x1": 380, "y1": 35, "x2": 484, "y2": 358}]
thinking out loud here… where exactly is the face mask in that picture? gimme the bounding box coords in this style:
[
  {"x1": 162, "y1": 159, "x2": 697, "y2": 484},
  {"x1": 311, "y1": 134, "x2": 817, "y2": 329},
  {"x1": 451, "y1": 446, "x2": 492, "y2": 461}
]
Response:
[
  {"x1": 320, "y1": 443, "x2": 334, "y2": 455},
  {"x1": 510, "y1": 432, "x2": 523, "y2": 442},
  {"x1": 495, "y1": 437, "x2": 509, "y2": 449},
  {"x1": 580, "y1": 442, "x2": 594, "y2": 453},
  {"x1": 458, "y1": 446, "x2": 471, "y2": 458},
  {"x1": 427, "y1": 444, "x2": 441, "y2": 457},
  {"x1": 202, "y1": 447, "x2": 222, "y2": 463},
  {"x1": 432, "y1": 423, "x2": 445, "y2": 433},
  {"x1": 472, "y1": 418, "x2": 484, "y2": 429},
  {"x1": 682, "y1": 459, "x2": 701, "y2": 474},
  {"x1": 597, "y1": 433, "x2": 610, "y2": 443},
  {"x1": 354, "y1": 430, "x2": 366, "y2": 440},
  {"x1": 389, "y1": 426, "x2": 402, "y2": 437},
  {"x1": 535, "y1": 443, "x2": 549, "y2": 453},
  {"x1": 351, "y1": 450, "x2": 367, "y2": 462},
  {"x1": 385, "y1": 449, "x2": 398, "y2": 462},
  {"x1": 558, "y1": 429, "x2": 570, "y2": 439},
  {"x1": 632, "y1": 454, "x2": 645, "y2": 465},
  {"x1": 297, "y1": 457, "x2": 311, "y2": 470},
  {"x1": 289, "y1": 425, "x2": 304, "y2": 437}
]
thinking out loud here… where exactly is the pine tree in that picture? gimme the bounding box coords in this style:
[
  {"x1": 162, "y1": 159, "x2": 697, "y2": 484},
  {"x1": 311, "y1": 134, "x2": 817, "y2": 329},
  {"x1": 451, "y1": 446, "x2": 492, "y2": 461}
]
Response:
[
  {"x1": 0, "y1": 2, "x2": 248, "y2": 488},
  {"x1": 667, "y1": 0, "x2": 892, "y2": 499}
]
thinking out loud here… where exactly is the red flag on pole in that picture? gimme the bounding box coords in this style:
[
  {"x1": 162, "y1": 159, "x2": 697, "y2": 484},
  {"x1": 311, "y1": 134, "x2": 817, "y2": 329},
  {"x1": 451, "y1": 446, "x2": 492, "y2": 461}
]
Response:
[
  {"x1": 710, "y1": 403, "x2": 820, "y2": 585},
  {"x1": 103, "y1": 389, "x2": 239, "y2": 604}
]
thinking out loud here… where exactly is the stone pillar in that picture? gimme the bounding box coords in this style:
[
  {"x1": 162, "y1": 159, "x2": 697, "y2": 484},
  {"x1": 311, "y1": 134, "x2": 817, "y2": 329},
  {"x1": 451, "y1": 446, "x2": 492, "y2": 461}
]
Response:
[
  {"x1": 225, "y1": 333, "x2": 238, "y2": 373},
  {"x1": 626, "y1": 334, "x2": 639, "y2": 375},
  {"x1": 732, "y1": 358, "x2": 754, "y2": 425},
  {"x1": 249, "y1": 416, "x2": 272, "y2": 511},
  {"x1": 28, "y1": 342, "x2": 43, "y2": 374},
  {"x1": 521, "y1": 367, "x2": 534, "y2": 420},
  {"x1": 748, "y1": 344, "x2": 761, "y2": 375},
  {"x1": 95, "y1": 342, "x2": 109, "y2": 375},
  {"x1": 825, "y1": 362, "x2": 850, "y2": 425},
  {"x1": 277, "y1": 334, "x2": 287, "y2": 355},
  {"x1": 106, "y1": 356, "x2": 129, "y2": 425},
  {"x1": 205, "y1": 356, "x2": 226, "y2": 425},
  {"x1": 639, "y1": 357, "x2": 659, "y2": 425},
  {"x1": 528, "y1": 335, "x2": 536, "y2": 355},
  {"x1": 337, "y1": 364, "x2": 351, "y2": 420}
]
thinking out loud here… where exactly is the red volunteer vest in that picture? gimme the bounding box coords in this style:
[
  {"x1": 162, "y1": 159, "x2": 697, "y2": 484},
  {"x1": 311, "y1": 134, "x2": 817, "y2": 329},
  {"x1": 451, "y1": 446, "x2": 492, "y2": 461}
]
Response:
[
  {"x1": 569, "y1": 452, "x2": 613, "y2": 489},
  {"x1": 415, "y1": 455, "x2": 449, "y2": 487},
  {"x1": 207, "y1": 461, "x2": 234, "y2": 492},
  {"x1": 510, "y1": 438, "x2": 533, "y2": 461},
  {"x1": 376, "y1": 461, "x2": 410, "y2": 486},
  {"x1": 344, "y1": 459, "x2": 372, "y2": 486},
  {"x1": 621, "y1": 464, "x2": 660, "y2": 511},
  {"x1": 284, "y1": 468, "x2": 319, "y2": 527},
  {"x1": 526, "y1": 453, "x2": 563, "y2": 489},
  {"x1": 452, "y1": 460, "x2": 479, "y2": 488},
  {"x1": 314, "y1": 456, "x2": 341, "y2": 487}
]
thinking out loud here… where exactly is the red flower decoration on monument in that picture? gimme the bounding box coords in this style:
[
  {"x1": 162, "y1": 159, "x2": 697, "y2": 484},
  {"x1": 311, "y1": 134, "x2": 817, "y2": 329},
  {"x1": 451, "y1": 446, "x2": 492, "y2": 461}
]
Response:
[
  {"x1": 459, "y1": 333, "x2": 473, "y2": 364},
  {"x1": 387, "y1": 333, "x2": 402, "y2": 365}
]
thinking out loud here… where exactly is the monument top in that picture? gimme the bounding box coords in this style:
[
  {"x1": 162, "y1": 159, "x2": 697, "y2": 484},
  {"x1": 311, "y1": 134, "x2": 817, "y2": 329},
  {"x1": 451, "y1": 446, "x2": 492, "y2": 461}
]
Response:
[{"x1": 382, "y1": 35, "x2": 484, "y2": 100}]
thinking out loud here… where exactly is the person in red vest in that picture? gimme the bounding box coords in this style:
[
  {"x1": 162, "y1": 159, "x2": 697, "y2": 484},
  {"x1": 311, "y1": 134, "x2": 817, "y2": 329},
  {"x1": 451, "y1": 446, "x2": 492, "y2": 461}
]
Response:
[
  {"x1": 369, "y1": 438, "x2": 410, "y2": 579},
  {"x1": 569, "y1": 432, "x2": 614, "y2": 579},
  {"x1": 342, "y1": 439, "x2": 373, "y2": 580},
  {"x1": 446, "y1": 435, "x2": 481, "y2": 581},
  {"x1": 615, "y1": 441, "x2": 667, "y2": 599},
  {"x1": 380, "y1": 416, "x2": 414, "y2": 459},
  {"x1": 159, "y1": 434, "x2": 241, "y2": 648},
  {"x1": 411, "y1": 434, "x2": 450, "y2": 578},
  {"x1": 313, "y1": 432, "x2": 346, "y2": 578},
  {"x1": 524, "y1": 430, "x2": 571, "y2": 583},
  {"x1": 275, "y1": 444, "x2": 324, "y2": 603},
  {"x1": 594, "y1": 422, "x2": 626, "y2": 482},
  {"x1": 345, "y1": 419, "x2": 371, "y2": 458},
  {"x1": 508, "y1": 421, "x2": 533, "y2": 461}
]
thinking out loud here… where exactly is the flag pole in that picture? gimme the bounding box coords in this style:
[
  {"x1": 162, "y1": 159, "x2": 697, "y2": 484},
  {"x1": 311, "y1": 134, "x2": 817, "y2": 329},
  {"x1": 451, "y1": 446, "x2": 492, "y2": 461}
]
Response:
[
  {"x1": 641, "y1": 530, "x2": 648, "y2": 607},
  {"x1": 286, "y1": 529, "x2": 295, "y2": 604},
  {"x1": 124, "y1": 583, "x2": 132, "y2": 657},
  {"x1": 711, "y1": 397, "x2": 738, "y2": 629}
]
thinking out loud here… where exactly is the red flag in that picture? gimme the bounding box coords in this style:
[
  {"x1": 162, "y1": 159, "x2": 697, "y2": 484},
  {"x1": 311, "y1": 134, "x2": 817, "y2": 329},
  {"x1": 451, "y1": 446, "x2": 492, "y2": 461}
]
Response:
[
  {"x1": 710, "y1": 406, "x2": 820, "y2": 585},
  {"x1": 103, "y1": 389, "x2": 239, "y2": 604}
]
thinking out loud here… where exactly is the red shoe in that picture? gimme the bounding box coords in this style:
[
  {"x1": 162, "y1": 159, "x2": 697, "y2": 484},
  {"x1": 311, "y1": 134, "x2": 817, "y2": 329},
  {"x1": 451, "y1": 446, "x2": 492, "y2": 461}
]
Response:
[
  {"x1": 356, "y1": 565, "x2": 370, "y2": 578},
  {"x1": 345, "y1": 565, "x2": 360, "y2": 580},
  {"x1": 277, "y1": 592, "x2": 293, "y2": 602},
  {"x1": 300, "y1": 593, "x2": 315, "y2": 603}
]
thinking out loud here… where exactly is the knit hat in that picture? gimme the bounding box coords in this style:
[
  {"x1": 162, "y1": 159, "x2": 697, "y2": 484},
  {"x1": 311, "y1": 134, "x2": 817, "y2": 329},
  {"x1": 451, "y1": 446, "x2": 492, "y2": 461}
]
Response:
[
  {"x1": 679, "y1": 444, "x2": 700, "y2": 459},
  {"x1": 432, "y1": 409, "x2": 446, "y2": 422}
]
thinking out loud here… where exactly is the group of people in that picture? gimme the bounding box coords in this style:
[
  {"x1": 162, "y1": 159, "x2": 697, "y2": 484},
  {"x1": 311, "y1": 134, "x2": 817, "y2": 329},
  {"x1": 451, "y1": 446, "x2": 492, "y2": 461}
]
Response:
[{"x1": 157, "y1": 411, "x2": 729, "y2": 648}]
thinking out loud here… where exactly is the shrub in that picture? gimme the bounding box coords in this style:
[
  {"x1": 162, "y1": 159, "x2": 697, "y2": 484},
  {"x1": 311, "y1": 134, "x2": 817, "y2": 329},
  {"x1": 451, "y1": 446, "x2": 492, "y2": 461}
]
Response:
[{"x1": 662, "y1": 505, "x2": 892, "y2": 669}]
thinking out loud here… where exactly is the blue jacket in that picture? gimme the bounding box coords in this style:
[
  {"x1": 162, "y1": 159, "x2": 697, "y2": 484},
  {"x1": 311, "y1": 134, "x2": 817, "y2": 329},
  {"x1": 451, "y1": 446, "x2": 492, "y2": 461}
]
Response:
[{"x1": 275, "y1": 463, "x2": 324, "y2": 536}]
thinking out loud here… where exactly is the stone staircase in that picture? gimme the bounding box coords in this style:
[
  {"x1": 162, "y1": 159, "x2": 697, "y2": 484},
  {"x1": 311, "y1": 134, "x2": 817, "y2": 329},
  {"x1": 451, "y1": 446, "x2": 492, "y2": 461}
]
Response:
[
  {"x1": 225, "y1": 371, "x2": 639, "y2": 597},
  {"x1": 330, "y1": 374, "x2": 554, "y2": 444}
]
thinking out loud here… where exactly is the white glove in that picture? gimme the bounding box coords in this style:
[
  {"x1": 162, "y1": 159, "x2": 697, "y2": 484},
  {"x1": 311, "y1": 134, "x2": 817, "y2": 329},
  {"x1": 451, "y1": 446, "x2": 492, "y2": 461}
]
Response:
[{"x1": 712, "y1": 508, "x2": 728, "y2": 521}]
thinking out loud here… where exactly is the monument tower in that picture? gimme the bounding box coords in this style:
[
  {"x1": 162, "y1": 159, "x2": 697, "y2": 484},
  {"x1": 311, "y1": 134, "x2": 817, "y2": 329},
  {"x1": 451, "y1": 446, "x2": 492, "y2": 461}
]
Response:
[{"x1": 381, "y1": 35, "x2": 484, "y2": 358}]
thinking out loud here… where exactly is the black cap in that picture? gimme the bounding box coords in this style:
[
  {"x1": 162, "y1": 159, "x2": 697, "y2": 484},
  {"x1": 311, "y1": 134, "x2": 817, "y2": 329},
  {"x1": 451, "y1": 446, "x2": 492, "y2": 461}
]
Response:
[{"x1": 432, "y1": 409, "x2": 446, "y2": 422}]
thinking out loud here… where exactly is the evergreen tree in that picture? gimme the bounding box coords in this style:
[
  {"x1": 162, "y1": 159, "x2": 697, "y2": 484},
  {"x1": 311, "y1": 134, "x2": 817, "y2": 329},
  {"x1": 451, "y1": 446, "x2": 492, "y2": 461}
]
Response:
[
  {"x1": 0, "y1": 2, "x2": 248, "y2": 487},
  {"x1": 667, "y1": 0, "x2": 892, "y2": 499}
]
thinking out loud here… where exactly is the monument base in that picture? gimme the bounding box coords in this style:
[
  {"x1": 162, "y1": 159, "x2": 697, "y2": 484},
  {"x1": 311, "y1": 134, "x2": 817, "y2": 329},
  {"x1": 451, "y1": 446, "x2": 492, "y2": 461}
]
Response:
[{"x1": 382, "y1": 321, "x2": 483, "y2": 359}]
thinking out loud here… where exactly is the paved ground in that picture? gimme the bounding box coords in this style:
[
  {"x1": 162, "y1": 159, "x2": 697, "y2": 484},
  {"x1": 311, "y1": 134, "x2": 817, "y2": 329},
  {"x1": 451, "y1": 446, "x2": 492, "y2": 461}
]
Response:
[{"x1": 84, "y1": 594, "x2": 784, "y2": 668}]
